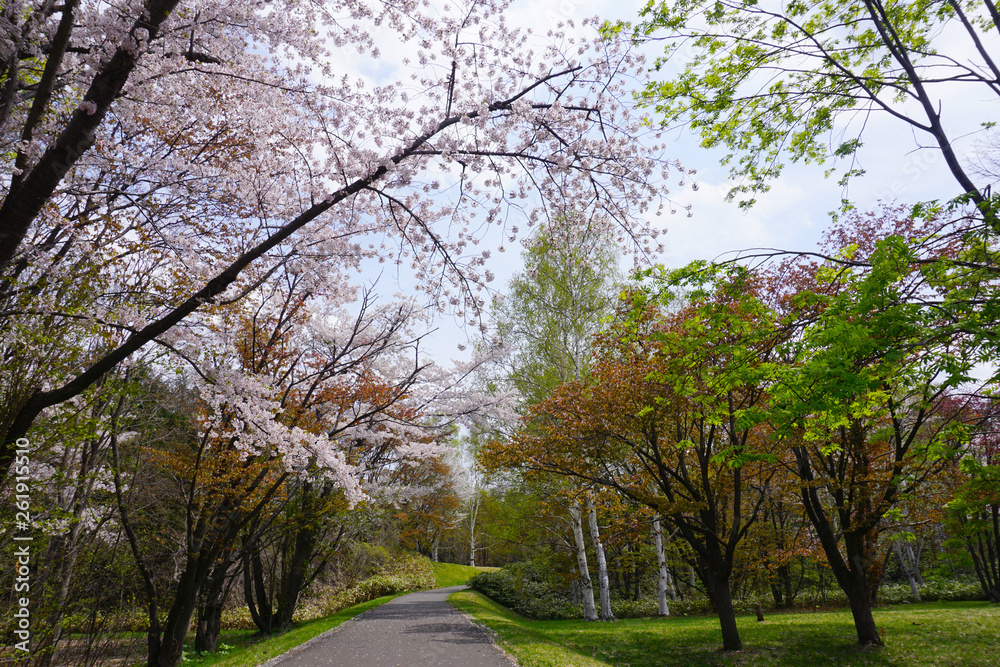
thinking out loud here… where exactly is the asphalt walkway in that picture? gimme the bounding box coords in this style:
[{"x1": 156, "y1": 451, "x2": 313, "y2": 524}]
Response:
[{"x1": 263, "y1": 586, "x2": 513, "y2": 667}]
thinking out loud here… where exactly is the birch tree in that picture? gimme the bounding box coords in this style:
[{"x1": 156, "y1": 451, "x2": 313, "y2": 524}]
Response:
[
  {"x1": 652, "y1": 516, "x2": 673, "y2": 616},
  {"x1": 568, "y1": 501, "x2": 598, "y2": 621},
  {"x1": 482, "y1": 218, "x2": 622, "y2": 617},
  {"x1": 586, "y1": 495, "x2": 615, "y2": 621}
]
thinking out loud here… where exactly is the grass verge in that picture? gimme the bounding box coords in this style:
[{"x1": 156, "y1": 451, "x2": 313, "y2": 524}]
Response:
[
  {"x1": 449, "y1": 590, "x2": 1000, "y2": 666},
  {"x1": 431, "y1": 561, "x2": 496, "y2": 587},
  {"x1": 182, "y1": 593, "x2": 403, "y2": 667}
]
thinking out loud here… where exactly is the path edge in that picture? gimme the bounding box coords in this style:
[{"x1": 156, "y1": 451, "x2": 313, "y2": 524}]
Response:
[
  {"x1": 256, "y1": 617, "x2": 354, "y2": 667},
  {"x1": 256, "y1": 593, "x2": 402, "y2": 667},
  {"x1": 445, "y1": 588, "x2": 520, "y2": 667}
]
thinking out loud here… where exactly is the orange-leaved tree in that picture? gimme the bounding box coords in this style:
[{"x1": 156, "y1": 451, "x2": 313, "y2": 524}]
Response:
[{"x1": 489, "y1": 265, "x2": 782, "y2": 651}]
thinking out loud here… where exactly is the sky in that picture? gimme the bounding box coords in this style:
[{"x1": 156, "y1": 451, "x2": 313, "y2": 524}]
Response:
[{"x1": 378, "y1": 0, "x2": 992, "y2": 362}]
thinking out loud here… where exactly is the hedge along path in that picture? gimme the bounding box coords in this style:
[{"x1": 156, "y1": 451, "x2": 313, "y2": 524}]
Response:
[{"x1": 263, "y1": 586, "x2": 514, "y2": 667}]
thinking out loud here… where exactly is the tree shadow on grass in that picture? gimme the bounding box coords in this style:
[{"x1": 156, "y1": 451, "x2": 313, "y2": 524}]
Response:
[{"x1": 543, "y1": 617, "x2": 899, "y2": 667}]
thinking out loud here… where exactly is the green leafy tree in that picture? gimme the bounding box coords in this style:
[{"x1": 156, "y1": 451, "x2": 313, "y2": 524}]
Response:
[
  {"x1": 486, "y1": 215, "x2": 623, "y2": 407},
  {"x1": 611, "y1": 0, "x2": 999, "y2": 215},
  {"x1": 762, "y1": 212, "x2": 988, "y2": 646}
]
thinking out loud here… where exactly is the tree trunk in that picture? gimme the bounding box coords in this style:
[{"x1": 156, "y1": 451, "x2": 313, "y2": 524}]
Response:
[
  {"x1": 468, "y1": 499, "x2": 478, "y2": 567},
  {"x1": 569, "y1": 503, "x2": 597, "y2": 621},
  {"x1": 845, "y1": 575, "x2": 882, "y2": 645},
  {"x1": 244, "y1": 549, "x2": 275, "y2": 633},
  {"x1": 145, "y1": 606, "x2": 162, "y2": 667},
  {"x1": 700, "y1": 560, "x2": 742, "y2": 651},
  {"x1": 831, "y1": 537, "x2": 884, "y2": 645},
  {"x1": 966, "y1": 505, "x2": 1000, "y2": 603},
  {"x1": 910, "y1": 543, "x2": 925, "y2": 586},
  {"x1": 770, "y1": 583, "x2": 783, "y2": 608},
  {"x1": 33, "y1": 531, "x2": 81, "y2": 667},
  {"x1": 782, "y1": 563, "x2": 795, "y2": 607},
  {"x1": 195, "y1": 564, "x2": 229, "y2": 654},
  {"x1": 155, "y1": 553, "x2": 212, "y2": 667},
  {"x1": 586, "y1": 498, "x2": 615, "y2": 621},
  {"x1": 633, "y1": 560, "x2": 641, "y2": 602},
  {"x1": 652, "y1": 517, "x2": 671, "y2": 616},
  {"x1": 795, "y1": 449, "x2": 885, "y2": 647},
  {"x1": 276, "y1": 521, "x2": 316, "y2": 630},
  {"x1": 894, "y1": 540, "x2": 923, "y2": 601},
  {"x1": 665, "y1": 566, "x2": 678, "y2": 600},
  {"x1": 771, "y1": 563, "x2": 795, "y2": 608},
  {"x1": 149, "y1": 492, "x2": 258, "y2": 667},
  {"x1": 194, "y1": 602, "x2": 223, "y2": 655}
]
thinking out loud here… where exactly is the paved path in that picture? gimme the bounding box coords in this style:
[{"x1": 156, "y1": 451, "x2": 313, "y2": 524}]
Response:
[{"x1": 264, "y1": 586, "x2": 513, "y2": 667}]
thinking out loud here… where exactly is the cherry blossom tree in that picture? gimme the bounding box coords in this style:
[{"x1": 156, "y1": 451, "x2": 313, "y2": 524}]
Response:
[
  {"x1": 108, "y1": 270, "x2": 486, "y2": 666},
  {"x1": 0, "y1": 0, "x2": 680, "y2": 481}
]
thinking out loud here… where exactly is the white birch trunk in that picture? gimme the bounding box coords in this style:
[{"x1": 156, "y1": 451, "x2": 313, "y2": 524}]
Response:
[
  {"x1": 468, "y1": 494, "x2": 480, "y2": 567},
  {"x1": 653, "y1": 516, "x2": 671, "y2": 616},
  {"x1": 587, "y1": 497, "x2": 615, "y2": 621},
  {"x1": 895, "y1": 540, "x2": 924, "y2": 601},
  {"x1": 570, "y1": 503, "x2": 598, "y2": 621}
]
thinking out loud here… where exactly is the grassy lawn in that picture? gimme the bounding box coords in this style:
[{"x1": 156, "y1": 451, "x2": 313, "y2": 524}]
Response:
[
  {"x1": 431, "y1": 561, "x2": 496, "y2": 587},
  {"x1": 449, "y1": 590, "x2": 1000, "y2": 667}
]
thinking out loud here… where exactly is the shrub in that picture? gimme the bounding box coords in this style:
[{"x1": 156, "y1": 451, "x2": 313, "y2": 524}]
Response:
[
  {"x1": 220, "y1": 605, "x2": 257, "y2": 631},
  {"x1": 877, "y1": 576, "x2": 987, "y2": 604},
  {"x1": 610, "y1": 598, "x2": 658, "y2": 619},
  {"x1": 611, "y1": 596, "x2": 716, "y2": 618},
  {"x1": 468, "y1": 563, "x2": 579, "y2": 620},
  {"x1": 61, "y1": 608, "x2": 151, "y2": 633},
  {"x1": 295, "y1": 550, "x2": 437, "y2": 622}
]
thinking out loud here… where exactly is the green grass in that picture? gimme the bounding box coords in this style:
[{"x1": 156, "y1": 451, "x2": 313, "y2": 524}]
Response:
[
  {"x1": 449, "y1": 591, "x2": 1000, "y2": 667},
  {"x1": 430, "y1": 561, "x2": 496, "y2": 587},
  {"x1": 181, "y1": 593, "x2": 404, "y2": 667}
]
